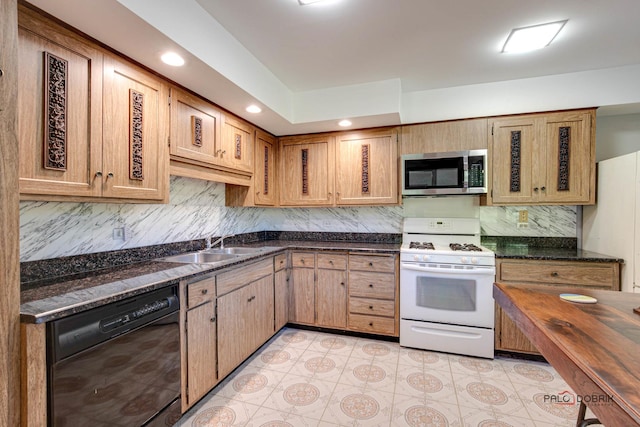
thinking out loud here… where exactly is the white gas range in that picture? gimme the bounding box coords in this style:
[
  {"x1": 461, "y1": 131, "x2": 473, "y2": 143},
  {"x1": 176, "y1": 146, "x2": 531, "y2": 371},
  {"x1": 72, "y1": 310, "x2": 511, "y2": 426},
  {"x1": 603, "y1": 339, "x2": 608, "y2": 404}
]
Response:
[{"x1": 399, "y1": 217, "x2": 496, "y2": 359}]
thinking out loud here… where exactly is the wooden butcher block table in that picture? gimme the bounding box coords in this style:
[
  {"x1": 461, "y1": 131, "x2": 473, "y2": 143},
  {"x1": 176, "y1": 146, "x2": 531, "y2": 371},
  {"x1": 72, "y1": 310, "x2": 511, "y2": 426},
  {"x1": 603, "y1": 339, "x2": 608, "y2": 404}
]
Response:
[{"x1": 494, "y1": 282, "x2": 640, "y2": 427}]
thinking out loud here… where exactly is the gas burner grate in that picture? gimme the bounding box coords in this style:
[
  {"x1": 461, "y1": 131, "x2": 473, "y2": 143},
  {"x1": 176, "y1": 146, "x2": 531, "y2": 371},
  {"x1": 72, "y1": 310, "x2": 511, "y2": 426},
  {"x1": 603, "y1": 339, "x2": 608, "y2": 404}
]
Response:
[
  {"x1": 409, "y1": 241, "x2": 435, "y2": 250},
  {"x1": 449, "y1": 243, "x2": 483, "y2": 252}
]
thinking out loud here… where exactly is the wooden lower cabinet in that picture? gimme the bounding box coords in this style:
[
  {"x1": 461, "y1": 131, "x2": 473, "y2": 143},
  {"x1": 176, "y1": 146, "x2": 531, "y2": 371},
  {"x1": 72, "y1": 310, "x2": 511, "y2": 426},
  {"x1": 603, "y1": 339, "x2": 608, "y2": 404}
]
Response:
[
  {"x1": 181, "y1": 275, "x2": 217, "y2": 411},
  {"x1": 495, "y1": 258, "x2": 621, "y2": 354},
  {"x1": 288, "y1": 251, "x2": 399, "y2": 337},
  {"x1": 274, "y1": 254, "x2": 289, "y2": 330},
  {"x1": 217, "y1": 275, "x2": 274, "y2": 379}
]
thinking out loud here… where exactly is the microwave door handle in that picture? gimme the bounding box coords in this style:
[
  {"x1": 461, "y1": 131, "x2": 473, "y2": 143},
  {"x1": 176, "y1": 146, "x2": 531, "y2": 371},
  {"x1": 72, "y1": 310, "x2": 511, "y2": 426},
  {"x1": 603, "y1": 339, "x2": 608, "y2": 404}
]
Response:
[{"x1": 401, "y1": 263, "x2": 495, "y2": 275}]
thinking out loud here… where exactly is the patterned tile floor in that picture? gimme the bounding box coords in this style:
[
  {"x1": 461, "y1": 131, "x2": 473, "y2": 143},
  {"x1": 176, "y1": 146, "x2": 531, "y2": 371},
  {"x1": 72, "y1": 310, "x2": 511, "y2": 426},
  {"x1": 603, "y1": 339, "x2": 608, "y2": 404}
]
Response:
[{"x1": 175, "y1": 327, "x2": 596, "y2": 427}]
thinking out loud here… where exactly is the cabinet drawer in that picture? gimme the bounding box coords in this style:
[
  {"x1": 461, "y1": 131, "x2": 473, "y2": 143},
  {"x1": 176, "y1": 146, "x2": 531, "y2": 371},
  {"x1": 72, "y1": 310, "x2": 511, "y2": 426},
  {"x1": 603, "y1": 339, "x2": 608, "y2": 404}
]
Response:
[
  {"x1": 317, "y1": 253, "x2": 347, "y2": 270},
  {"x1": 349, "y1": 314, "x2": 395, "y2": 335},
  {"x1": 349, "y1": 297, "x2": 394, "y2": 317},
  {"x1": 217, "y1": 258, "x2": 272, "y2": 295},
  {"x1": 349, "y1": 271, "x2": 395, "y2": 299},
  {"x1": 187, "y1": 277, "x2": 216, "y2": 308},
  {"x1": 274, "y1": 253, "x2": 287, "y2": 272},
  {"x1": 499, "y1": 261, "x2": 616, "y2": 288},
  {"x1": 349, "y1": 254, "x2": 395, "y2": 273},
  {"x1": 291, "y1": 252, "x2": 315, "y2": 268}
]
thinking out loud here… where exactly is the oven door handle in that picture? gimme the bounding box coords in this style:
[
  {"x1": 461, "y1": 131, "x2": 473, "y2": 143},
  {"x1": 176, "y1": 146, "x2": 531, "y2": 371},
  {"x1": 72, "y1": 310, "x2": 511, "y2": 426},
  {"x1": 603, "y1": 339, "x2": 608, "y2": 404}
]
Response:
[{"x1": 401, "y1": 263, "x2": 495, "y2": 275}]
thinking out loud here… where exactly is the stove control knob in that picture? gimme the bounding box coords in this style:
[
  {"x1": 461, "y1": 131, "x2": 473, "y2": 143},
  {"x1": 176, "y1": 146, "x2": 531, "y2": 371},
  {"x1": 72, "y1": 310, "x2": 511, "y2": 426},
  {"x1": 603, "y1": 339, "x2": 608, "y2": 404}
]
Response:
[
  {"x1": 471, "y1": 257, "x2": 478, "y2": 264},
  {"x1": 461, "y1": 257, "x2": 469, "y2": 264},
  {"x1": 422, "y1": 255, "x2": 430, "y2": 262},
  {"x1": 413, "y1": 254, "x2": 420, "y2": 261}
]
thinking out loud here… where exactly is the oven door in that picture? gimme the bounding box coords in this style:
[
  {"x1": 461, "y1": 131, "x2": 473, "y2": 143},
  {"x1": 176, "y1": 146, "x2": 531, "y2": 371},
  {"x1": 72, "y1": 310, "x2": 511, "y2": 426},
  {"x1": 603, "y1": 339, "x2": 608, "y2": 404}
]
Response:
[{"x1": 400, "y1": 262, "x2": 495, "y2": 328}]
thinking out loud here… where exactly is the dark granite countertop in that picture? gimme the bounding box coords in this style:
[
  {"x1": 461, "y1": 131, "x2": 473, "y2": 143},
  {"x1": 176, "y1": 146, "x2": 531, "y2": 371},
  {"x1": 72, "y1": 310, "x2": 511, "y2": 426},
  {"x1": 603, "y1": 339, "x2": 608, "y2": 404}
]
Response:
[
  {"x1": 20, "y1": 238, "x2": 400, "y2": 324},
  {"x1": 491, "y1": 245, "x2": 624, "y2": 263}
]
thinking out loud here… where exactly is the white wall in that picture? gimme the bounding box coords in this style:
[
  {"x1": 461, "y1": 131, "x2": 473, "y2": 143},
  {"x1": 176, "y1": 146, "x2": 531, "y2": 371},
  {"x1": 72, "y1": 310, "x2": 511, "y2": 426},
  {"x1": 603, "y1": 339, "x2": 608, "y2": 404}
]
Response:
[{"x1": 595, "y1": 113, "x2": 640, "y2": 161}]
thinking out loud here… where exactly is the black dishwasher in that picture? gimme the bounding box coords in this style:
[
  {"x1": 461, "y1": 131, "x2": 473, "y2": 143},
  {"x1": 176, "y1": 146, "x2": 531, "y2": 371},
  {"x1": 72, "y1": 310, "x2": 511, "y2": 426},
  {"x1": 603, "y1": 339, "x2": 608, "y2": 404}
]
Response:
[{"x1": 47, "y1": 286, "x2": 181, "y2": 427}]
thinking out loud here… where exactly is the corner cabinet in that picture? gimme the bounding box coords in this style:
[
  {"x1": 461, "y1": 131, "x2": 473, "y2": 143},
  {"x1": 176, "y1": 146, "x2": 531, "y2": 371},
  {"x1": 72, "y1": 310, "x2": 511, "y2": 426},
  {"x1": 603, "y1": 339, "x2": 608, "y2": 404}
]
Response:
[
  {"x1": 18, "y1": 6, "x2": 169, "y2": 203},
  {"x1": 335, "y1": 128, "x2": 398, "y2": 205},
  {"x1": 488, "y1": 109, "x2": 596, "y2": 205},
  {"x1": 494, "y1": 258, "x2": 620, "y2": 355}
]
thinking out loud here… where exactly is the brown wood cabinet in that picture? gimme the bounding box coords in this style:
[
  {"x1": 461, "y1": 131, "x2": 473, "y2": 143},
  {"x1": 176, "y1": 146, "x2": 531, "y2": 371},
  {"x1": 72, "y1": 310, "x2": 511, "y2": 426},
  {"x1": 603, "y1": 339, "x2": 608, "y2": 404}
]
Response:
[
  {"x1": 348, "y1": 253, "x2": 398, "y2": 336},
  {"x1": 400, "y1": 118, "x2": 488, "y2": 154},
  {"x1": 181, "y1": 275, "x2": 217, "y2": 411},
  {"x1": 274, "y1": 253, "x2": 289, "y2": 330},
  {"x1": 288, "y1": 250, "x2": 399, "y2": 337},
  {"x1": 488, "y1": 109, "x2": 596, "y2": 205},
  {"x1": 219, "y1": 114, "x2": 254, "y2": 173},
  {"x1": 254, "y1": 129, "x2": 278, "y2": 206},
  {"x1": 18, "y1": 7, "x2": 169, "y2": 203},
  {"x1": 279, "y1": 135, "x2": 335, "y2": 206},
  {"x1": 335, "y1": 128, "x2": 398, "y2": 205},
  {"x1": 217, "y1": 263, "x2": 274, "y2": 379},
  {"x1": 495, "y1": 258, "x2": 621, "y2": 355}
]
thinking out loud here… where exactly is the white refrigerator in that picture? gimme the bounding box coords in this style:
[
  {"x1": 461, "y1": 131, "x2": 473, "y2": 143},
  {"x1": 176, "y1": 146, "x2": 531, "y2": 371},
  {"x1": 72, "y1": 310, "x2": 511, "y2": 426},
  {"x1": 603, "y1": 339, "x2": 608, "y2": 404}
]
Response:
[{"x1": 582, "y1": 151, "x2": 640, "y2": 293}]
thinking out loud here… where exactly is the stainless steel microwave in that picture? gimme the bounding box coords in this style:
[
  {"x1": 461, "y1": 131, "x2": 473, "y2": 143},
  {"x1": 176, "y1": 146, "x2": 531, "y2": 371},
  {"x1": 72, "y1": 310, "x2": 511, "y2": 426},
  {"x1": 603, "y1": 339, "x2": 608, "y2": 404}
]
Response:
[{"x1": 401, "y1": 149, "x2": 487, "y2": 196}]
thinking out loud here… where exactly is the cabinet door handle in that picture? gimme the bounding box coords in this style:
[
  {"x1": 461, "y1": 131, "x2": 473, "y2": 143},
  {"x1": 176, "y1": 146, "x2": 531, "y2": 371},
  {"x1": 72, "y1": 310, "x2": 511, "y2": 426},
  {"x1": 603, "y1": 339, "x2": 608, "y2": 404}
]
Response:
[{"x1": 201, "y1": 289, "x2": 208, "y2": 295}]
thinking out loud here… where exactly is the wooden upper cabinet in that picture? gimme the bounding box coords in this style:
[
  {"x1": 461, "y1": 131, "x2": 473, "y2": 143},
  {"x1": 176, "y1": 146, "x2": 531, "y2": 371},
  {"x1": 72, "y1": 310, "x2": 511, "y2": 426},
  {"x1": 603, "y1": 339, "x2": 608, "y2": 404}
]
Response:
[
  {"x1": 220, "y1": 114, "x2": 254, "y2": 173},
  {"x1": 18, "y1": 6, "x2": 169, "y2": 203},
  {"x1": 279, "y1": 135, "x2": 335, "y2": 206},
  {"x1": 169, "y1": 87, "x2": 221, "y2": 166},
  {"x1": 400, "y1": 118, "x2": 488, "y2": 154},
  {"x1": 18, "y1": 7, "x2": 103, "y2": 198},
  {"x1": 335, "y1": 128, "x2": 398, "y2": 205},
  {"x1": 488, "y1": 109, "x2": 595, "y2": 205},
  {"x1": 102, "y1": 55, "x2": 169, "y2": 201},
  {"x1": 254, "y1": 129, "x2": 277, "y2": 206}
]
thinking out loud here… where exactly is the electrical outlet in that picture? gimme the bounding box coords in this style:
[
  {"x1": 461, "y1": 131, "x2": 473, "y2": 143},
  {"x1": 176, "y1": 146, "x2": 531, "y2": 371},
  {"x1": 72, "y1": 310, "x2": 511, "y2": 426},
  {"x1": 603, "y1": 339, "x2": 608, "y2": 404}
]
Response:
[
  {"x1": 113, "y1": 227, "x2": 125, "y2": 241},
  {"x1": 518, "y1": 210, "x2": 529, "y2": 224}
]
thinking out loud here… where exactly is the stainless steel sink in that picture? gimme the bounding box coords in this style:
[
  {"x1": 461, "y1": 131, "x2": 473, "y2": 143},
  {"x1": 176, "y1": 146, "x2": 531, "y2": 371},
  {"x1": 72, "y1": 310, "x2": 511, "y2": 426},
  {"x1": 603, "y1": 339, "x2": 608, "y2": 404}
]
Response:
[
  {"x1": 160, "y1": 252, "x2": 240, "y2": 264},
  {"x1": 203, "y1": 247, "x2": 274, "y2": 255}
]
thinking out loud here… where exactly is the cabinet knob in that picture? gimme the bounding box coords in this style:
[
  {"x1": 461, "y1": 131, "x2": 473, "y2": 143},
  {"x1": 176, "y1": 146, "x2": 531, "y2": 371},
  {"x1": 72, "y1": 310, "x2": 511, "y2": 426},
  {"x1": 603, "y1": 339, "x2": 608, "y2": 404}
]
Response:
[
  {"x1": 210, "y1": 317, "x2": 216, "y2": 322},
  {"x1": 369, "y1": 322, "x2": 373, "y2": 326},
  {"x1": 369, "y1": 305, "x2": 373, "y2": 310},
  {"x1": 541, "y1": 186, "x2": 546, "y2": 191},
  {"x1": 107, "y1": 172, "x2": 114, "y2": 180},
  {"x1": 95, "y1": 171, "x2": 103, "y2": 178},
  {"x1": 221, "y1": 150, "x2": 226, "y2": 155},
  {"x1": 201, "y1": 289, "x2": 208, "y2": 295},
  {"x1": 533, "y1": 187, "x2": 539, "y2": 192},
  {"x1": 369, "y1": 262, "x2": 373, "y2": 267},
  {"x1": 369, "y1": 284, "x2": 373, "y2": 288},
  {"x1": 551, "y1": 272, "x2": 559, "y2": 277},
  {"x1": 340, "y1": 282, "x2": 345, "y2": 286},
  {"x1": 329, "y1": 260, "x2": 334, "y2": 264},
  {"x1": 0, "y1": 68, "x2": 4, "y2": 77},
  {"x1": 301, "y1": 258, "x2": 305, "y2": 264}
]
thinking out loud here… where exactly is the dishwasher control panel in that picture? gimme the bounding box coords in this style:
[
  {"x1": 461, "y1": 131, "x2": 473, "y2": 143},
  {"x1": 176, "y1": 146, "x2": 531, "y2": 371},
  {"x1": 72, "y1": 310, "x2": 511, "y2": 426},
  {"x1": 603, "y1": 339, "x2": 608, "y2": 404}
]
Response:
[{"x1": 100, "y1": 297, "x2": 171, "y2": 332}]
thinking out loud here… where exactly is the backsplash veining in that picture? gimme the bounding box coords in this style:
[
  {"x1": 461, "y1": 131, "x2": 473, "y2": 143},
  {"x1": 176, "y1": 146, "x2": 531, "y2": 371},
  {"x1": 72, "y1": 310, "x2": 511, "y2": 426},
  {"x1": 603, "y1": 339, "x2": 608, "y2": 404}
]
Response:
[{"x1": 20, "y1": 177, "x2": 577, "y2": 262}]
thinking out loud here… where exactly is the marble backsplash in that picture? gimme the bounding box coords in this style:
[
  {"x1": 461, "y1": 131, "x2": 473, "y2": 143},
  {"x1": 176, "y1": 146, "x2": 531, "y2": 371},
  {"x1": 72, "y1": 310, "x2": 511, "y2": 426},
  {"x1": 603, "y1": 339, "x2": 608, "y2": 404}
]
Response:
[{"x1": 20, "y1": 177, "x2": 577, "y2": 261}]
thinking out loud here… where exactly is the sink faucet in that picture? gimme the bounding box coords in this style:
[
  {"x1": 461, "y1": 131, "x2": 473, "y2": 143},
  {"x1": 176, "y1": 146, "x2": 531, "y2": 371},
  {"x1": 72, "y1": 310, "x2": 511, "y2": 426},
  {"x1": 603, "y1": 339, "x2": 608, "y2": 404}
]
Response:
[
  {"x1": 211, "y1": 234, "x2": 233, "y2": 249},
  {"x1": 205, "y1": 236, "x2": 212, "y2": 249}
]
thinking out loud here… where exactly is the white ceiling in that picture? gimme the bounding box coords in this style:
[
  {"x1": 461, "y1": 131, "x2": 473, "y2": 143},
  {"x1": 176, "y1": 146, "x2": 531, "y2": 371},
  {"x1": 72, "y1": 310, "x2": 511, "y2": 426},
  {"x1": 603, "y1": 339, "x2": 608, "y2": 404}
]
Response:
[{"x1": 25, "y1": 0, "x2": 640, "y2": 135}]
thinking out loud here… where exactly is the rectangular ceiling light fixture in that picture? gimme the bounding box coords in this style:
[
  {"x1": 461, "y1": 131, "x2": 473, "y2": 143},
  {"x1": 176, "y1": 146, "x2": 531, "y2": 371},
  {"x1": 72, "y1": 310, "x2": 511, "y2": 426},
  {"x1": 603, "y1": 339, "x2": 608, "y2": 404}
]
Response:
[{"x1": 502, "y1": 20, "x2": 568, "y2": 53}]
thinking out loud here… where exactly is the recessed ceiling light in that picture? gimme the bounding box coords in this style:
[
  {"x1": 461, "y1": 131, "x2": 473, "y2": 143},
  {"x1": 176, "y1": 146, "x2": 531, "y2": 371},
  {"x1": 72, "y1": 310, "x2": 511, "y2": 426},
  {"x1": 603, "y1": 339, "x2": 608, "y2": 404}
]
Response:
[
  {"x1": 298, "y1": 0, "x2": 338, "y2": 5},
  {"x1": 502, "y1": 20, "x2": 568, "y2": 53},
  {"x1": 338, "y1": 119, "x2": 352, "y2": 127},
  {"x1": 246, "y1": 104, "x2": 262, "y2": 114},
  {"x1": 161, "y1": 52, "x2": 185, "y2": 66}
]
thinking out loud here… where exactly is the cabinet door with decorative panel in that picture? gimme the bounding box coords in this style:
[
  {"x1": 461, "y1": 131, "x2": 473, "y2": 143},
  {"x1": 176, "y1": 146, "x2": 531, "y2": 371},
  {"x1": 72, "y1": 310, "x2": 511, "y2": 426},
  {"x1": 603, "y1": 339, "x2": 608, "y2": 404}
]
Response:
[
  {"x1": 18, "y1": 8, "x2": 103, "y2": 198},
  {"x1": 489, "y1": 117, "x2": 537, "y2": 204},
  {"x1": 541, "y1": 110, "x2": 594, "y2": 204},
  {"x1": 335, "y1": 128, "x2": 398, "y2": 205},
  {"x1": 279, "y1": 136, "x2": 335, "y2": 206},
  {"x1": 102, "y1": 55, "x2": 169, "y2": 201},
  {"x1": 220, "y1": 114, "x2": 254, "y2": 173},
  {"x1": 254, "y1": 129, "x2": 277, "y2": 206},
  {"x1": 169, "y1": 87, "x2": 221, "y2": 166}
]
